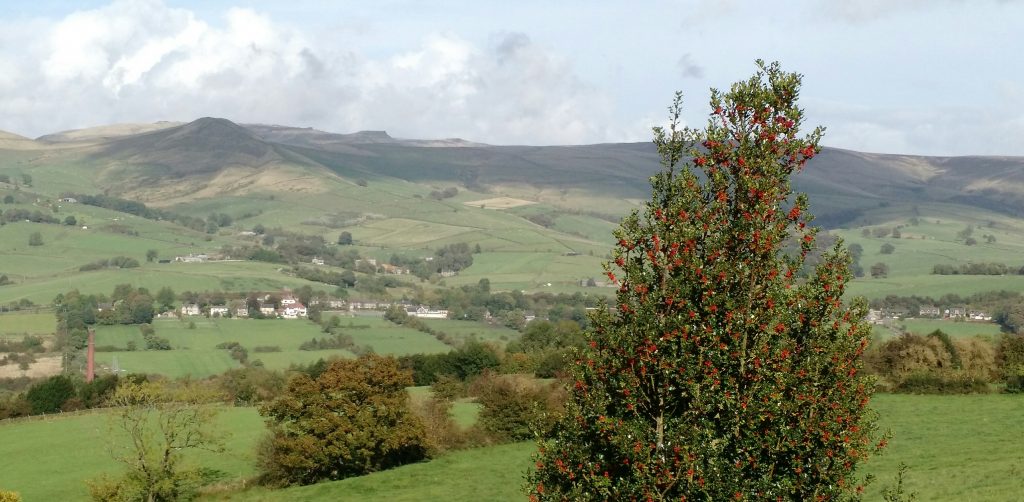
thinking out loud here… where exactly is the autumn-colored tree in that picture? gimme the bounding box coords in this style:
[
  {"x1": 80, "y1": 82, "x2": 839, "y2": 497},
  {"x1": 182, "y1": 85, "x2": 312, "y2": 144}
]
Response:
[
  {"x1": 528, "y1": 61, "x2": 881, "y2": 500},
  {"x1": 258, "y1": 354, "x2": 428, "y2": 485}
]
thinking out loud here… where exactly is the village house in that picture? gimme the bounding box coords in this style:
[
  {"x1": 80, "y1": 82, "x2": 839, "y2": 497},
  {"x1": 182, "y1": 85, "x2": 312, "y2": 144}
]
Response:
[
  {"x1": 208, "y1": 306, "x2": 229, "y2": 317},
  {"x1": 311, "y1": 257, "x2": 325, "y2": 266},
  {"x1": 58, "y1": 197, "x2": 78, "y2": 203},
  {"x1": 405, "y1": 305, "x2": 449, "y2": 319},
  {"x1": 946, "y1": 307, "x2": 967, "y2": 319},
  {"x1": 180, "y1": 304, "x2": 201, "y2": 316},
  {"x1": 348, "y1": 299, "x2": 383, "y2": 310},
  {"x1": 968, "y1": 310, "x2": 992, "y2": 321},
  {"x1": 259, "y1": 303, "x2": 277, "y2": 317},
  {"x1": 175, "y1": 253, "x2": 209, "y2": 263},
  {"x1": 919, "y1": 305, "x2": 941, "y2": 317},
  {"x1": 282, "y1": 303, "x2": 308, "y2": 319}
]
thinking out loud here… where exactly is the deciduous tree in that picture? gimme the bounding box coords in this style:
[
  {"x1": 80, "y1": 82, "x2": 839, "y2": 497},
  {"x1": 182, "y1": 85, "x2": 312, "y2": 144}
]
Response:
[
  {"x1": 258, "y1": 354, "x2": 427, "y2": 485},
  {"x1": 87, "y1": 381, "x2": 223, "y2": 502},
  {"x1": 528, "y1": 62, "x2": 880, "y2": 500}
]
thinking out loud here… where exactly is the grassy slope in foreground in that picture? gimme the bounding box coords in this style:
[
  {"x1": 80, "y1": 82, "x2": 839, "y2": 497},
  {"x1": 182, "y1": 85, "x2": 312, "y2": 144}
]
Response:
[
  {"x1": 208, "y1": 394, "x2": 1024, "y2": 501},
  {"x1": 0, "y1": 407, "x2": 264, "y2": 502}
]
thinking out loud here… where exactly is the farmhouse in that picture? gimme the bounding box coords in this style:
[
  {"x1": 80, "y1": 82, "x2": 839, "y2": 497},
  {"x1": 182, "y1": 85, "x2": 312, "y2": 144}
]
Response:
[
  {"x1": 175, "y1": 253, "x2": 209, "y2": 263},
  {"x1": 405, "y1": 306, "x2": 449, "y2": 319},
  {"x1": 968, "y1": 310, "x2": 992, "y2": 321},
  {"x1": 311, "y1": 257, "x2": 325, "y2": 266},
  {"x1": 234, "y1": 307, "x2": 249, "y2": 318},
  {"x1": 180, "y1": 304, "x2": 201, "y2": 316},
  {"x1": 946, "y1": 307, "x2": 967, "y2": 319},
  {"x1": 58, "y1": 197, "x2": 77, "y2": 203},
  {"x1": 919, "y1": 305, "x2": 941, "y2": 317},
  {"x1": 282, "y1": 303, "x2": 308, "y2": 319},
  {"x1": 208, "y1": 306, "x2": 229, "y2": 317},
  {"x1": 259, "y1": 304, "x2": 277, "y2": 317}
]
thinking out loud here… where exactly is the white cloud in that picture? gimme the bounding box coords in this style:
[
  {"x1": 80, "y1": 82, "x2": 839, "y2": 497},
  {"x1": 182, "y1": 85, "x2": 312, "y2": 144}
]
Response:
[{"x1": 0, "y1": 0, "x2": 620, "y2": 145}]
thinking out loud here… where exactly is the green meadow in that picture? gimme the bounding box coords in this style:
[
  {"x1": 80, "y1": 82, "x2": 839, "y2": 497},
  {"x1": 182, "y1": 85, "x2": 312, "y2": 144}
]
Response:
[
  {"x1": 896, "y1": 318, "x2": 1003, "y2": 339},
  {"x1": 0, "y1": 312, "x2": 55, "y2": 335},
  {"x1": 417, "y1": 318, "x2": 520, "y2": 345},
  {"x1": 2, "y1": 393, "x2": 1019, "y2": 501},
  {"x1": 0, "y1": 406, "x2": 264, "y2": 502},
  {"x1": 340, "y1": 317, "x2": 451, "y2": 356},
  {"x1": 93, "y1": 318, "x2": 353, "y2": 378}
]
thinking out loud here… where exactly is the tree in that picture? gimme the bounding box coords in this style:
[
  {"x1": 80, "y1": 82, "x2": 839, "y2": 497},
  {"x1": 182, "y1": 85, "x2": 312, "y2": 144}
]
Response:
[
  {"x1": 146, "y1": 249, "x2": 158, "y2": 262},
  {"x1": 871, "y1": 262, "x2": 890, "y2": 278},
  {"x1": 2, "y1": 195, "x2": 12, "y2": 204},
  {"x1": 87, "y1": 381, "x2": 223, "y2": 502},
  {"x1": 528, "y1": 62, "x2": 880, "y2": 500},
  {"x1": 25, "y1": 375, "x2": 76, "y2": 414},
  {"x1": 64, "y1": 215, "x2": 77, "y2": 226},
  {"x1": 880, "y1": 242, "x2": 895, "y2": 254},
  {"x1": 20, "y1": 174, "x2": 31, "y2": 186},
  {"x1": 155, "y1": 287, "x2": 175, "y2": 312},
  {"x1": 27, "y1": 232, "x2": 42, "y2": 246},
  {"x1": 337, "y1": 231, "x2": 353, "y2": 245},
  {"x1": 258, "y1": 354, "x2": 428, "y2": 485}
]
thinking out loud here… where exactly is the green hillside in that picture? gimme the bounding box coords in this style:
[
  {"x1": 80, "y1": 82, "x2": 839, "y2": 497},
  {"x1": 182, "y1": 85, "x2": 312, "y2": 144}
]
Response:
[{"x1": 3, "y1": 117, "x2": 1024, "y2": 306}]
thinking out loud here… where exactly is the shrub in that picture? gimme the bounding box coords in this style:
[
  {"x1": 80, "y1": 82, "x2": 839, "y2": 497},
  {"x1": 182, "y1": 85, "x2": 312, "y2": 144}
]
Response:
[
  {"x1": 258, "y1": 355, "x2": 427, "y2": 485},
  {"x1": 0, "y1": 490, "x2": 23, "y2": 502},
  {"x1": 25, "y1": 375, "x2": 76, "y2": 414}
]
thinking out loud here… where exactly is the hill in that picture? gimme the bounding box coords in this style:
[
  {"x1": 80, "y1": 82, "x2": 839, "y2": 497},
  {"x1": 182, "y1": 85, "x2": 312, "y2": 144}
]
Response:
[{"x1": 3, "y1": 117, "x2": 1024, "y2": 304}]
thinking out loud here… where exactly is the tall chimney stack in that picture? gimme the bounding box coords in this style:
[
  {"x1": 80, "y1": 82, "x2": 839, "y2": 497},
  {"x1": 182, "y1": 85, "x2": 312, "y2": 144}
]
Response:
[{"x1": 86, "y1": 328, "x2": 95, "y2": 383}]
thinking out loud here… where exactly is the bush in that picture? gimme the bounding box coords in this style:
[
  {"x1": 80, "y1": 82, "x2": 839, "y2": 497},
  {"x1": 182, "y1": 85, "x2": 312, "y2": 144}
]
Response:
[
  {"x1": 470, "y1": 373, "x2": 564, "y2": 442},
  {"x1": 25, "y1": 375, "x2": 76, "y2": 414},
  {"x1": 0, "y1": 490, "x2": 23, "y2": 502},
  {"x1": 258, "y1": 355, "x2": 428, "y2": 485},
  {"x1": 894, "y1": 370, "x2": 990, "y2": 394}
]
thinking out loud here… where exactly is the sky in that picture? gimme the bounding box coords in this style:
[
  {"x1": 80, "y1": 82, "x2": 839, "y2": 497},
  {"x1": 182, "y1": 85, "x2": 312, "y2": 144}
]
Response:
[{"x1": 0, "y1": 0, "x2": 1021, "y2": 155}]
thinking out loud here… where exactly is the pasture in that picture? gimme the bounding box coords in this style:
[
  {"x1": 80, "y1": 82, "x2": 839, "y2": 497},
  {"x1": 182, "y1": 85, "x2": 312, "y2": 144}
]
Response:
[
  {"x1": 417, "y1": 318, "x2": 520, "y2": 345},
  {"x1": 1, "y1": 393, "x2": 1022, "y2": 501},
  {"x1": 340, "y1": 317, "x2": 451, "y2": 356},
  {"x1": 93, "y1": 318, "x2": 353, "y2": 378},
  {"x1": 0, "y1": 406, "x2": 264, "y2": 502},
  {"x1": 0, "y1": 311, "x2": 55, "y2": 335},
  {"x1": 896, "y1": 318, "x2": 1003, "y2": 339}
]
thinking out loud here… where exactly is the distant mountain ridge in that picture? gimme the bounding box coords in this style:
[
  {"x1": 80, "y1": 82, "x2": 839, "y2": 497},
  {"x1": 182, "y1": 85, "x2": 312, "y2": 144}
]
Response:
[{"x1": 3, "y1": 117, "x2": 1024, "y2": 227}]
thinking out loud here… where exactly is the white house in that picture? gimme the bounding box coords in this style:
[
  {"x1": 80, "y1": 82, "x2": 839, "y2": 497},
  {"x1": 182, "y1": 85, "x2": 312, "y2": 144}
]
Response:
[
  {"x1": 406, "y1": 306, "x2": 449, "y2": 319},
  {"x1": 259, "y1": 304, "x2": 278, "y2": 317},
  {"x1": 180, "y1": 304, "x2": 201, "y2": 316},
  {"x1": 282, "y1": 303, "x2": 308, "y2": 319},
  {"x1": 234, "y1": 307, "x2": 249, "y2": 318},
  {"x1": 208, "y1": 306, "x2": 229, "y2": 317}
]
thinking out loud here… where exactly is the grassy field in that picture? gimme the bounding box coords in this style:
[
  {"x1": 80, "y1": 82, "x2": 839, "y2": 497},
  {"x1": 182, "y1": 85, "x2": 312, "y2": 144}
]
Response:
[
  {"x1": 836, "y1": 202, "x2": 1024, "y2": 301},
  {"x1": 0, "y1": 406, "x2": 264, "y2": 502},
  {"x1": 0, "y1": 311, "x2": 55, "y2": 335},
  {"x1": 341, "y1": 317, "x2": 451, "y2": 356},
  {"x1": 91, "y1": 317, "x2": 453, "y2": 378},
  {"x1": 417, "y1": 318, "x2": 520, "y2": 345},
  {"x1": 895, "y1": 318, "x2": 1004, "y2": 339},
  {"x1": 1, "y1": 393, "x2": 1022, "y2": 501},
  {"x1": 207, "y1": 442, "x2": 533, "y2": 502},
  {"x1": 93, "y1": 318, "x2": 353, "y2": 378}
]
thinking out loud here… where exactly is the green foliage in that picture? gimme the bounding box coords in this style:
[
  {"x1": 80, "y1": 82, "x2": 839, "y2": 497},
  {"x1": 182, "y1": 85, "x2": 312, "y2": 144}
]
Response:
[
  {"x1": 528, "y1": 62, "x2": 880, "y2": 500},
  {"x1": 871, "y1": 261, "x2": 890, "y2": 278},
  {"x1": 63, "y1": 215, "x2": 77, "y2": 226},
  {"x1": 27, "y1": 232, "x2": 42, "y2": 247},
  {"x1": 337, "y1": 231, "x2": 353, "y2": 245},
  {"x1": 471, "y1": 373, "x2": 564, "y2": 442},
  {"x1": 881, "y1": 242, "x2": 895, "y2": 254},
  {"x1": 87, "y1": 380, "x2": 224, "y2": 502},
  {"x1": 996, "y1": 333, "x2": 1024, "y2": 392},
  {"x1": 25, "y1": 375, "x2": 75, "y2": 414},
  {"x1": 258, "y1": 354, "x2": 428, "y2": 485}
]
